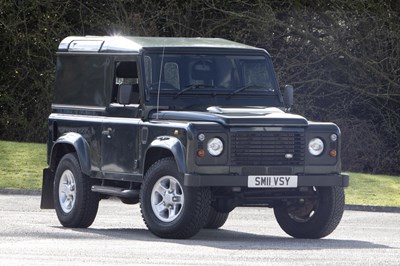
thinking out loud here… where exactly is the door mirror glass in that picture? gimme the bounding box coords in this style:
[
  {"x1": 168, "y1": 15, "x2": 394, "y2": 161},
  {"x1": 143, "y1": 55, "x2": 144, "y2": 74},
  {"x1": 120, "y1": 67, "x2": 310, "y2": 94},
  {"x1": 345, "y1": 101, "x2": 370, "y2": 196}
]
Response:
[
  {"x1": 283, "y1": 84, "x2": 294, "y2": 109},
  {"x1": 117, "y1": 84, "x2": 133, "y2": 105}
]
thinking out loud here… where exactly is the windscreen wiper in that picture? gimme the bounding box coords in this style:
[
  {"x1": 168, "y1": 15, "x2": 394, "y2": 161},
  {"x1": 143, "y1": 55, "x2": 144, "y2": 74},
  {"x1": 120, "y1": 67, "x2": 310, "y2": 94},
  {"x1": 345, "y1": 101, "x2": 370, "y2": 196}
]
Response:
[
  {"x1": 227, "y1": 85, "x2": 267, "y2": 97},
  {"x1": 174, "y1": 83, "x2": 215, "y2": 98}
]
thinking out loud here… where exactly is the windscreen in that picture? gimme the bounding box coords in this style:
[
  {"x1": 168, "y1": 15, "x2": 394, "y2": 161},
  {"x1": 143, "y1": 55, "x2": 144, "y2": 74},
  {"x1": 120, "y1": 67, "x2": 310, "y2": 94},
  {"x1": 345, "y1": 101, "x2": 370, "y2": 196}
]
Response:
[{"x1": 142, "y1": 51, "x2": 282, "y2": 108}]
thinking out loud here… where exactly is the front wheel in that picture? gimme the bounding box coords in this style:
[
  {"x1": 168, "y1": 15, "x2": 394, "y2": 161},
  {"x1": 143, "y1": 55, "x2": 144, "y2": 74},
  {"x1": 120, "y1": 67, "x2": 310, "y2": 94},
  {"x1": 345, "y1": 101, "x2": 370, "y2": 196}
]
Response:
[
  {"x1": 53, "y1": 153, "x2": 99, "y2": 228},
  {"x1": 274, "y1": 186, "x2": 345, "y2": 239},
  {"x1": 140, "y1": 157, "x2": 211, "y2": 239}
]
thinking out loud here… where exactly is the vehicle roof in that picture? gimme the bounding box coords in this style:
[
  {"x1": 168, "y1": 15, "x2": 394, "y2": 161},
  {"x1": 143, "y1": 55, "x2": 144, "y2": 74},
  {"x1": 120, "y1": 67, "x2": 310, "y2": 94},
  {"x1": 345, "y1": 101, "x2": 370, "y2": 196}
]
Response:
[{"x1": 58, "y1": 36, "x2": 266, "y2": 54}]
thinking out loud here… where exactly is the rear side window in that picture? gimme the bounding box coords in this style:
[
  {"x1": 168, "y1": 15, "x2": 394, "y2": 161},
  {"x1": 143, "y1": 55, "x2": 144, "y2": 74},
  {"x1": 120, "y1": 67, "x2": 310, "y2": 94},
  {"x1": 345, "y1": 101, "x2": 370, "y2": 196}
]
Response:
[{"x1": 53, "y1": 55, "x2": 110, "y2": 107}]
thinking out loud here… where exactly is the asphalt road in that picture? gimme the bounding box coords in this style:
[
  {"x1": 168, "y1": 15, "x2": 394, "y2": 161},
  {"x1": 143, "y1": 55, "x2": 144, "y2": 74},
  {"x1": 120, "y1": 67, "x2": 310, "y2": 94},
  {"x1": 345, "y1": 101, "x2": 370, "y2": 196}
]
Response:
[{"x1": 0, "y1": 195, "x2": 399, "y2": 265}]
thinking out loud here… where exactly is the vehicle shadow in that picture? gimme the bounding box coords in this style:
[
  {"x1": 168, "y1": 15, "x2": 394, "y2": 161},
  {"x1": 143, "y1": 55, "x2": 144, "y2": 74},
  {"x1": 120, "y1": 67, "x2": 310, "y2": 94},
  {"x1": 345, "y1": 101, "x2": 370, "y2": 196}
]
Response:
[{"x1": 51, "y1": 226, "x2": 393, "y2": 251}]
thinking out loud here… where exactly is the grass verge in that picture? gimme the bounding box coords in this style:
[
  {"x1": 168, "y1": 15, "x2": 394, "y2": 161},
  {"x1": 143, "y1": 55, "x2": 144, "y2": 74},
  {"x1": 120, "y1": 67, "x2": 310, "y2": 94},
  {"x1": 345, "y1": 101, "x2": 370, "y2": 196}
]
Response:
[
  {"x1": 346, "y1": 172, "x2": 400, "y2": 207},
  {"x1": 0, "y1": 140, "x2": 399, "y2": 206},
  {"x1": 0, "y1": 140, "x2": 46, "y2": 190}
]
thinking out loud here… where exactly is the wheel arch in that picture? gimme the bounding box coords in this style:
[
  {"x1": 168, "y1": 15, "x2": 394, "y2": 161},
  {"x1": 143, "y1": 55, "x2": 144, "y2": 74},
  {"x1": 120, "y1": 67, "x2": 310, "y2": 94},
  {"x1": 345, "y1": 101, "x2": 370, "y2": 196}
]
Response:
[
  {"x1": 41, "y1": 133, "x2": 91, "y2": 210},
  {"x1": 143, "y1": 137, "x2": 186, "y2": 175},
  {"x1": 49, "y1": 132, "x2": 91, "y2": 176}
]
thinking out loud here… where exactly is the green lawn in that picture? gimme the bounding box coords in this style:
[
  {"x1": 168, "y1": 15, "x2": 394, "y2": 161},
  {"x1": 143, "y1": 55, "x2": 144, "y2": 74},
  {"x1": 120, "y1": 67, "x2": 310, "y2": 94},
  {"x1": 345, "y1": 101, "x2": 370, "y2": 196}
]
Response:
[
  {"x1": 0, "y1": 140, "x2": 399, "y2": 206},
  {"x1": 345, "y1": 172, "x2": 400, "y2": 207},
  {"x1": 0, "y1": 140, "x2": 47, "y2": 190}
]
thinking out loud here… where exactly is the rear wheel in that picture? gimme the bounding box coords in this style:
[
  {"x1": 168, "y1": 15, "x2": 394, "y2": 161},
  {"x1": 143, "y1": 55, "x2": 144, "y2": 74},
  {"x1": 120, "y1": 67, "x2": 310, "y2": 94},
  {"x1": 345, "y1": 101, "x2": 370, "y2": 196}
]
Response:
[
  {"x1": 140, "y1": 157, "x2": 211, "y2": 239},
  {"x1": 204, "y1": 206, "x2": 229, "y2": 229},
  {"x1": 53, "y1": 153, "x2": 99, "y2": 228},
  {"x1": 274, "y1": 186, "x2": 345, "y2": 239}
]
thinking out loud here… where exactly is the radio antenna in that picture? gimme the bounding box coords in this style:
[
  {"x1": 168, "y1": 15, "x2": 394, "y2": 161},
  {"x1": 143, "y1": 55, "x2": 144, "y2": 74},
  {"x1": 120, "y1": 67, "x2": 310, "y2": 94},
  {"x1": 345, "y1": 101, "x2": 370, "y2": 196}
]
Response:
[{"x1": 156, "y1": 47, "x2": 165, "y2": 119}]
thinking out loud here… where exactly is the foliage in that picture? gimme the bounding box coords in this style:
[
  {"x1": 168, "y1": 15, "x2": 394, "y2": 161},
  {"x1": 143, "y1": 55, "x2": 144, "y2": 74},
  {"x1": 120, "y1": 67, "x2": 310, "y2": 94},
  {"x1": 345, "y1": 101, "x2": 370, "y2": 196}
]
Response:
[{"x1": 0, "y1": 0, "x2": 399, "y2": 174}]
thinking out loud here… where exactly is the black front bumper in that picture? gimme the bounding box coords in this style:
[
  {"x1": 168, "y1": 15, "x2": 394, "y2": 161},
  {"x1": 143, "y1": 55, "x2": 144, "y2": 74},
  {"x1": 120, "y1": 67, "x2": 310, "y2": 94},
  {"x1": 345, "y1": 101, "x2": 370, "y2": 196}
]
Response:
[{"x1": 184, "y1": 173, "x2": 349, "y2": 187}]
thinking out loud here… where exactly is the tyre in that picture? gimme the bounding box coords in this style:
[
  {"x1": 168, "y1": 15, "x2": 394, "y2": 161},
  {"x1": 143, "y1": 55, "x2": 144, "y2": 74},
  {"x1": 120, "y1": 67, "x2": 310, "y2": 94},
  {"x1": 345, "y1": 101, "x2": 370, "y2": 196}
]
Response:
[
  {"x1": 53, "y1": 152, "x2": 99, "y2": 228},
  {"x1": 204, "y1": 206, "x2": 229, "y2": 229},
  {"x1": 273, "y1": 186, "x2": 345, "y2": 239},
  {"x1": 140, "y1": 157, "x2": 211, "y2": 239}
]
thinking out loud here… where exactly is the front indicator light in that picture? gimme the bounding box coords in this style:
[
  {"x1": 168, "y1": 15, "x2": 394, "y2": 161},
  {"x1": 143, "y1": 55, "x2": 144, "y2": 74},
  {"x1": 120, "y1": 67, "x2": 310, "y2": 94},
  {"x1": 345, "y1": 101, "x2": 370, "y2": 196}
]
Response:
[
  {"x1": 196, "y1": 149, "x2": 205, "y2": 157},
  {"x1": 329, "y1": 149, "x2": 337, "y2": 157}
]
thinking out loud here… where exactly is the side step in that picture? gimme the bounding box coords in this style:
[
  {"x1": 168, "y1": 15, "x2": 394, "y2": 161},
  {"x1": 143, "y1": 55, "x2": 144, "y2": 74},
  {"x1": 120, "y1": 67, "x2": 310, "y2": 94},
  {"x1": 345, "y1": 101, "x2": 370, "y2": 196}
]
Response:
[{"x1": 91, "y1": 185, "x2": 140, "y2": 199}]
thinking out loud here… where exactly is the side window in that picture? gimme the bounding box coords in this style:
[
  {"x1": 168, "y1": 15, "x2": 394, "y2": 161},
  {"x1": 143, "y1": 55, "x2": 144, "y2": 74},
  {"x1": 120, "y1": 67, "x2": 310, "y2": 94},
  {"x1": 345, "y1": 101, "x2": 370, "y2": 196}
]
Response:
[
  {"x1": 112, "y1": 61, "x2": 139, "y2": 104},
  {"x1": 53, "y1": 55, "x2": 109, "y2": 106}
]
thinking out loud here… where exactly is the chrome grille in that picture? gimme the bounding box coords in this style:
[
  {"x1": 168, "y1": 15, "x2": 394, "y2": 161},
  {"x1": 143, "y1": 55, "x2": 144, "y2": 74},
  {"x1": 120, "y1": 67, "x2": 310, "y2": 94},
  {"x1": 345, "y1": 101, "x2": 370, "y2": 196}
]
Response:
[{"x1": 230, "y1": 131, "x2": 305, "y2": 166}]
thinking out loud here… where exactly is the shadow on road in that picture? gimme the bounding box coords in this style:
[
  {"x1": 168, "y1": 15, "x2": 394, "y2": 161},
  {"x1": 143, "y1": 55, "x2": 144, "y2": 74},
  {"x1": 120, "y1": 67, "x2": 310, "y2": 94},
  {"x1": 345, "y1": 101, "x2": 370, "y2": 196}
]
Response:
[{"x1": 48, "y1": 226, "x2": 392, "y2": 251}]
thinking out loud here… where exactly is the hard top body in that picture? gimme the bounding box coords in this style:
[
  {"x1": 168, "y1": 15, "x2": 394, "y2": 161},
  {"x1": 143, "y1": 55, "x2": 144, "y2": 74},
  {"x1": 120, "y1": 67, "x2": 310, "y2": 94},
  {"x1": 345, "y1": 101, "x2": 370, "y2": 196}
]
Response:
[{"x1": 58, "y1": 36, "x2": 268, "y2": 54}]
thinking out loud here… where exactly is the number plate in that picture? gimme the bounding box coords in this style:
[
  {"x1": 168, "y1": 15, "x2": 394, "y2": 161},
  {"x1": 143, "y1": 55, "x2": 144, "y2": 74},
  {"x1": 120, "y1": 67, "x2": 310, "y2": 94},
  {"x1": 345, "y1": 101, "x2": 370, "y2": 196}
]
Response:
[{"x1": 248, "y1": 175, "x2": 298, "y2": 188}]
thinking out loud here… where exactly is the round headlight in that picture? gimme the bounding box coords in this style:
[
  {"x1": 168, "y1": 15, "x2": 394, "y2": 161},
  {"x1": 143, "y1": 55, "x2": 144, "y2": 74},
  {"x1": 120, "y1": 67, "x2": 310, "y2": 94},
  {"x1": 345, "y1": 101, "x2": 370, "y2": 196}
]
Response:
[
  {"x1": 207, "y1": 138, "x2": 224, "y2": 156},
  {"x1": 308, "y1": 138, "x2": 324, "y2": 156}
]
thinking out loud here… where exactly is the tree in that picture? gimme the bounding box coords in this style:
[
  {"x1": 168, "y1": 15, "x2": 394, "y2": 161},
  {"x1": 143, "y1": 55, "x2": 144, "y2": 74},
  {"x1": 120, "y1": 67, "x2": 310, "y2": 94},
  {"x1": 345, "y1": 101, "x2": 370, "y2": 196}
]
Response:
[{"x1": 0, "y1": 0, "x2": 399, "y2": 174}]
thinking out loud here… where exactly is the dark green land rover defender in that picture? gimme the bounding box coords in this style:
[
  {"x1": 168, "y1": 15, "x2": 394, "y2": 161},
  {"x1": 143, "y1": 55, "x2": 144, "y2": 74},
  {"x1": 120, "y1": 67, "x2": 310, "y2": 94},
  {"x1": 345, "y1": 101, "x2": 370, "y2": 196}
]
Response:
[{"x1": 41, "y1": 36, "x2": 349, "y2": 239}]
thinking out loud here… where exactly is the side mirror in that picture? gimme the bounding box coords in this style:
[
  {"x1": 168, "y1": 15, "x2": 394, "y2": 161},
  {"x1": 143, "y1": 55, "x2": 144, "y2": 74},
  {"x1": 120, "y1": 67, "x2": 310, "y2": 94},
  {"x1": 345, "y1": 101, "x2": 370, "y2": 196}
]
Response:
[
  {"x1": 283, "y1": 84, "x2": 294, "y2": 109},
  {"x1": 117, "y1": 84, "x2": 133, "y2": 105}
]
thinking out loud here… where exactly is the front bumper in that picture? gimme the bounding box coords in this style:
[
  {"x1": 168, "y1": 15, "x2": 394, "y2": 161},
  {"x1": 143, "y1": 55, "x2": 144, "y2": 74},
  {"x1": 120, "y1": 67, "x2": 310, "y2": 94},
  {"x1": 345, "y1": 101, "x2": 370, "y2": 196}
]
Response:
[{"x1": 184, "y1": 173, "x2": 349, "y2": 187}]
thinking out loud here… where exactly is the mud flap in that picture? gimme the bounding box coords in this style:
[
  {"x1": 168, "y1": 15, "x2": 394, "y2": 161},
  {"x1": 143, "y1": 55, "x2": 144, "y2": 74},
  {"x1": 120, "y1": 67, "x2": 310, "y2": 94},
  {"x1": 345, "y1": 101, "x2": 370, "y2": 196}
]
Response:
[{"x1": 40, "y1": 168, "x2": 54, "y2": 209}]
